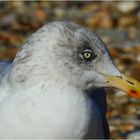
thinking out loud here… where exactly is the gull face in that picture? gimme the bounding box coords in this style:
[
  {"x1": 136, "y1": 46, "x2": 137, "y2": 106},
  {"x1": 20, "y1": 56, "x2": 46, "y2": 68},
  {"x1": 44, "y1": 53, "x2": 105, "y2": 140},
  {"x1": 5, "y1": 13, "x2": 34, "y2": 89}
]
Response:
[
  {"x1": 13, "y1": 22, "x2": 140, "y2": 99},
  {"x1": 44, "y1": 22, "x2": 140, "y2": 99}
]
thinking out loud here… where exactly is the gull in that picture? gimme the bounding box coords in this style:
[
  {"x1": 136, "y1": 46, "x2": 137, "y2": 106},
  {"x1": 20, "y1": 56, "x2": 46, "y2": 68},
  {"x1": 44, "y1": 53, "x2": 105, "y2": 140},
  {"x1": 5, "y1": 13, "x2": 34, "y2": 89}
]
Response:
[{"x1": 0, "y1": 21, "x2": 140, "y2": 139}]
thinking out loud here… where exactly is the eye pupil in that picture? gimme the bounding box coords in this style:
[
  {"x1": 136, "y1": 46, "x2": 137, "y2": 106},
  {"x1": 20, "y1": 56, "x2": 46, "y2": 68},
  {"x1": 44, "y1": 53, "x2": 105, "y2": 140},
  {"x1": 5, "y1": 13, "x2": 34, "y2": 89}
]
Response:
[{"x1": 84, "y1": 52, "x2": 91, "y2": 59}]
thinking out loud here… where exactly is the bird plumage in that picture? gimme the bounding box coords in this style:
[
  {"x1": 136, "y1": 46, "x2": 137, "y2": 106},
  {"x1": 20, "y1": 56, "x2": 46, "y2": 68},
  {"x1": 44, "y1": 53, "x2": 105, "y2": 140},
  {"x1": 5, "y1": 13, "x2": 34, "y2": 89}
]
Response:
[{"x1": 0, "y1": 21, "x2": 114, "y2": 139}]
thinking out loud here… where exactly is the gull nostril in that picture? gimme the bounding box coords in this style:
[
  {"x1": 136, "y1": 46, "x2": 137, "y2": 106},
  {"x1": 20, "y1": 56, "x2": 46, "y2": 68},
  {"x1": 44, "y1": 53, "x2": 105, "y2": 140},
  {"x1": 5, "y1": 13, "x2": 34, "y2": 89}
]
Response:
[{"x1": 126, "y1": 80, "x2": 135, "y2": 86}]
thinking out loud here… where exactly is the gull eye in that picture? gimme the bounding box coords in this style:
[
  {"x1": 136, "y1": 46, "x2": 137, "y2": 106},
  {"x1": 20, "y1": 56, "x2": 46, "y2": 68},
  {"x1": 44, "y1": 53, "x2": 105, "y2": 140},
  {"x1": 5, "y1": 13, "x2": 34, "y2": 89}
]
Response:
[
  {"x1": 83, "y1": 52, "x2": 92, "y2": 59},
  {"x1": 81, "y1": 50, "x2": 95, "y2": 61}
]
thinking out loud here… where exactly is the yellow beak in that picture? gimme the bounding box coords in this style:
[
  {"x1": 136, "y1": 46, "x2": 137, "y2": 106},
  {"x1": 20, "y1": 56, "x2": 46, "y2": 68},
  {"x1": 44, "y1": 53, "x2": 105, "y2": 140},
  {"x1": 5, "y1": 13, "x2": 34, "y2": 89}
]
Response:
[{"x1": 102, "y1": 74, "x2": 140, "y2": 99}]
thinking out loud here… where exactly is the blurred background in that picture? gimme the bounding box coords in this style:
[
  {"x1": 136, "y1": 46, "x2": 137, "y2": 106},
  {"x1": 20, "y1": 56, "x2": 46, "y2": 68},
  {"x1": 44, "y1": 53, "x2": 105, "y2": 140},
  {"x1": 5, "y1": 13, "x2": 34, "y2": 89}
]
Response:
[{"x1": 0, "y1": 1, "x2": 140, "y2": 139}]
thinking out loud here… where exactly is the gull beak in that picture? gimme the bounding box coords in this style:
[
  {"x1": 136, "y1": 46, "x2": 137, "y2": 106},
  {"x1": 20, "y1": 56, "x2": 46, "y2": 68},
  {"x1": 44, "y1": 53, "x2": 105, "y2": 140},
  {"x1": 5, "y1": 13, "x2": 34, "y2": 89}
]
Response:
[{"x1": 102, "y1": 73, "x2": 140, "y2": 99}]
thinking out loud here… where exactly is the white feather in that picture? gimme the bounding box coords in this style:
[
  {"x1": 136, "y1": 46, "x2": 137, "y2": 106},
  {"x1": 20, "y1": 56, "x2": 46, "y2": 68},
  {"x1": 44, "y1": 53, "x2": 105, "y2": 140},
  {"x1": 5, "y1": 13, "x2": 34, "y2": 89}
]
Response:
[{"x1": 0, "y1": 21, "x2": 115, "y2": 139}]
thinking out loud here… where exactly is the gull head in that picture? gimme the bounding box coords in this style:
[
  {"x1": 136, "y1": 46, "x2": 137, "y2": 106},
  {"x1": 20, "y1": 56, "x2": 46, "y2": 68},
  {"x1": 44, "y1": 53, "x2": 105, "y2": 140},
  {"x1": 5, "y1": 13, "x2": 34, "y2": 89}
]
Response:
[{"x1": 10, "y1": 21, "x2": 140, "y2": 98}]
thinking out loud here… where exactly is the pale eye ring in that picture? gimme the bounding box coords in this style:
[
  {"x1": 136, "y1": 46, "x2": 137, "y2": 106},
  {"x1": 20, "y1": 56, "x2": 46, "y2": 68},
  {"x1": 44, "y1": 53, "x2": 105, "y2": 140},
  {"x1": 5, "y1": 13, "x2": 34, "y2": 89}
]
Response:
[
  {"x1": 83, "y1": 51, "x2": 92, "y2": 59},
  {"x1": 80, "y1": 49, "x2": 96, "y2": 61}
]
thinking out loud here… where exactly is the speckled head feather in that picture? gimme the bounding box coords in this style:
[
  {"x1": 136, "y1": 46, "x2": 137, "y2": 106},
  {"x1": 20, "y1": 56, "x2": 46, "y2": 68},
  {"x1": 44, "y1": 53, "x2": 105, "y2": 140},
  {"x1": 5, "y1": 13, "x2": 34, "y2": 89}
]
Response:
[{"x1": 8, "y1": 21, "x2": 120, "y2": 91}]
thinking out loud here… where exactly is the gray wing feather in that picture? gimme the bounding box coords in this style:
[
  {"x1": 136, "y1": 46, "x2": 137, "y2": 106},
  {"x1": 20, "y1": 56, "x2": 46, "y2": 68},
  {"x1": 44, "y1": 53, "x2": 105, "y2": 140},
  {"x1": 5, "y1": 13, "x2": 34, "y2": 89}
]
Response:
[
  {"x1": 0, "y1": 61, "x2": 12, "y2": 73},
  {"x1": 85, "y1": 88, "x2": 110, "y2": 139},
  {"x1": 0, "y1": 60, "x2": 12, "y2": 79}
]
